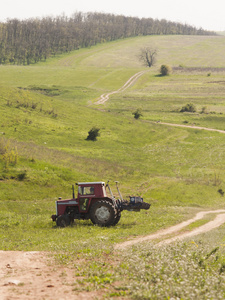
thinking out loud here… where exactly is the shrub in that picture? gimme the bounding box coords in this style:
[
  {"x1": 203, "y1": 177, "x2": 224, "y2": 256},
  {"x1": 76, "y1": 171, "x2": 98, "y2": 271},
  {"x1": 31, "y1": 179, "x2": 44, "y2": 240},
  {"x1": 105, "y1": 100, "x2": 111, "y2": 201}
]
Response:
[
  {"x1": 0, "y1": 138, "x2": 6, "y2": 155},
  {"x1": 160, "y1": 64, "x2": 172, "y2": 76},
  {"x1": 17, "y1": 171, "x2": 27, "y2": 181},
  {"x1": 86, "y1": 127, "x2": 100, "y2": 141},
  {"x1": 201, "y1": 106, "x2": 208, "y2": 114},
  {"x1": 0, "y1": 140, "x2": 18, "y2": 169},
  {"x1": 132, "y1": 109, "x2": 143, "y2": 119},
  {"x1": 31, "y1": 102, "x2": 38, "y2": 109},
  {"x1": 218, "y1": 189, "x2": 224, "y2": 196},
  {"x1": 2, "y1": 146, "x2": 18, "y2": 169},
  {"x1": 180, "y1": 103, "x2": 196, "y2": 113}
]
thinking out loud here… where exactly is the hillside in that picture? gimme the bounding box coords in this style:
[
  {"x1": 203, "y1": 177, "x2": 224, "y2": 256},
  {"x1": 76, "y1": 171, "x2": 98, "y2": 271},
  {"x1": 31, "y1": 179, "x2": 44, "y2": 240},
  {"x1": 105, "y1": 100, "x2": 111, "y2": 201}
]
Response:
[
  {"x1": 1, "y1": 33, "x2": 225, "y2": 203},
  {"x1": 0, "y1": 13, "x2": 215, "y2": 65},
  {"x1": 1, "y1": 34, "x2": 225, "y2": 299}
]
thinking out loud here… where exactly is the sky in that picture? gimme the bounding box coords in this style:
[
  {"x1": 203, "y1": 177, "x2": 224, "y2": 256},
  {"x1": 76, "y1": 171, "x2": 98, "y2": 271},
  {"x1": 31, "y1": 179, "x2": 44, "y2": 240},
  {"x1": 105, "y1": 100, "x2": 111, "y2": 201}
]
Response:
[{"x1": 1, "y1": 0, "x2": 225, "y2": 32}]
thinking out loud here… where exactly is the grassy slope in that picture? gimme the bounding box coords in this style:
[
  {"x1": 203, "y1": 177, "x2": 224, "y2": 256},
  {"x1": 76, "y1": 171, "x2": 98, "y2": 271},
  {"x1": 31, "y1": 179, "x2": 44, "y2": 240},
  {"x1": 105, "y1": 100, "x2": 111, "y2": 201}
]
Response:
[
  {"x1": 1, "y1": 34, "x2": 225, "y2": 239},
  {"x1": 1, "y1": 34, "x2": 225, "y2": 298}
]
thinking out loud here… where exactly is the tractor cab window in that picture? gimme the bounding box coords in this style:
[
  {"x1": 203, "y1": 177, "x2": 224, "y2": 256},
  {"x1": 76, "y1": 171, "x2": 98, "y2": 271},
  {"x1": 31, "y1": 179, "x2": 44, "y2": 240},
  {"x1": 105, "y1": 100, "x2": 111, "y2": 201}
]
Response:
[{"x1": 78, "y1": 186, "x2": 95, "y2": 195}]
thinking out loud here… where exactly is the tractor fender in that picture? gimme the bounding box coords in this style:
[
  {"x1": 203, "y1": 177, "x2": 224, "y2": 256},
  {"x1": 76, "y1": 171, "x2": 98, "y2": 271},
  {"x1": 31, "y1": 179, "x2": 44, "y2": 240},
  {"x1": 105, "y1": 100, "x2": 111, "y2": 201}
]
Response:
[{"x1": 89, "y1": 197, "x2": 115, "y2": 207}]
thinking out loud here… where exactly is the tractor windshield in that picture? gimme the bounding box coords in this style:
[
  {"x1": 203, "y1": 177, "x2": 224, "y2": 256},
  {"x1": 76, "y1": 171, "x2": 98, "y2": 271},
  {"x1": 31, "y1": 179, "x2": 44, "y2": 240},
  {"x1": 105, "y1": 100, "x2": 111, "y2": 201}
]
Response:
[{"x1": 78, "y1": 186, "x2": 95, "y2": 195}]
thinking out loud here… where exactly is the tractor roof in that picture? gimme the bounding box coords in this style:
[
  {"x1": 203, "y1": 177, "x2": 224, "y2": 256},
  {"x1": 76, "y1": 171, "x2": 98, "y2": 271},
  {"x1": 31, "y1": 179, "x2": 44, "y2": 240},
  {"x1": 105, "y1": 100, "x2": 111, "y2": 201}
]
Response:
[{"x1": 77, "y1": 182, "x2": 105, "y2": 185}]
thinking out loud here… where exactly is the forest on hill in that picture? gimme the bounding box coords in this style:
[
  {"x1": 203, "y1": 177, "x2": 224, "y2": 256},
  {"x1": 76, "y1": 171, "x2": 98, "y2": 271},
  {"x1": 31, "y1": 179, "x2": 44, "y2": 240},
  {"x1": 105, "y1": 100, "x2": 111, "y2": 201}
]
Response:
[{"x1": 0, "y1": 12, "x2": 216, "y2": 66}]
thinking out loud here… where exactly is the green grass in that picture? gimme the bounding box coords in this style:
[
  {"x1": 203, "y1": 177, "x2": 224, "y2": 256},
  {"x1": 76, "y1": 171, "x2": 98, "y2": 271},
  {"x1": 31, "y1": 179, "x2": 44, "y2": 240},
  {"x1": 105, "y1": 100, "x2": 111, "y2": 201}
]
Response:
[
  {"x1": 1, "y1": 34, "x2": 225, "y2": 298},
  {"x1": 108, "y1": 72, "x2": 225, "y2": 129},
  {"x1": 114, "y1": 234, "x2": 225, "y2": 299}
]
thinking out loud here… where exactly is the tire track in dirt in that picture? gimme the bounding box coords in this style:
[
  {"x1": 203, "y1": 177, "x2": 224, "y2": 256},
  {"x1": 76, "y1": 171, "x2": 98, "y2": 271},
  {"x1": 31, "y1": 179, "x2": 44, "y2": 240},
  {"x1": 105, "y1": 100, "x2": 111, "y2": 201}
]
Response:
[
  {"x1": 95, "y1": 70, "x2": 148, "y2": 104},
  {"x1": 114, "y1": 210, "x2": 225, "y2": 250},
  {"x1": 156, "y1": 121, "x2": 225, "y2": 134}
]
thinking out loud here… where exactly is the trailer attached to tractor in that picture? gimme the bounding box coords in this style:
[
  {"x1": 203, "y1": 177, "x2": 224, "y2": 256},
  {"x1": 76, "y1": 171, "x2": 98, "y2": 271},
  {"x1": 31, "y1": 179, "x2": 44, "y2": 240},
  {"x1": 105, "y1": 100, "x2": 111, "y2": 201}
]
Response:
[{"x1": 51, "y1": 181, "x2": 150, "y2": 227}]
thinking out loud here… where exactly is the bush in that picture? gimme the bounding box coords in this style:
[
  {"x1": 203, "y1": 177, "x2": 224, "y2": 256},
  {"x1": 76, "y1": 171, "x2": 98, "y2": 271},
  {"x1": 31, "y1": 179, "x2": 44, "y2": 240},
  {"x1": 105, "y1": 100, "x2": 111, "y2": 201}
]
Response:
[
  {"x1": 0, "y1": 138, "x2": 6, "y2": 155},
  {"x1": 160, "y1": 64, "x2": 172, "y2": 76},
  {"x1": 201, "y1": 106, "x2": 208, "y2": 114},
  {"x1": 180, "y1": 103, "x2": 196, "y2": 113},
  {"x1": 218, "y1": 189, "x2": 224, "y2": 196},
  {"x1": 17, "y1": 171, "x2": 27, "y2": 181},
  {"x1": 86, "y1": 127, "x2": 100, "y2": 141},
  {"x1": 132, "y1": 109, "x2": 143, "y2": 119},
  {"x1": 0, "y1": 140, "x2": 18, "y2": 169}
]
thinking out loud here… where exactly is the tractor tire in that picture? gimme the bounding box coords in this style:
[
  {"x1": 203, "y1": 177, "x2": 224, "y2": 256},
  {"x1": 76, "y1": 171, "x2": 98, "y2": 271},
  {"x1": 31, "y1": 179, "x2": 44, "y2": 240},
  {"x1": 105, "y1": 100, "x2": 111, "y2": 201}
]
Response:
[
  {"x1": 90, "y1": 200, "x2": 117, "y2": 227},
  {"x1": 111, "y1": 211, "x2": 121, "y2": 226},
  {"x1": 56, "y1": 214, "x2": 70, "y2": 227}
]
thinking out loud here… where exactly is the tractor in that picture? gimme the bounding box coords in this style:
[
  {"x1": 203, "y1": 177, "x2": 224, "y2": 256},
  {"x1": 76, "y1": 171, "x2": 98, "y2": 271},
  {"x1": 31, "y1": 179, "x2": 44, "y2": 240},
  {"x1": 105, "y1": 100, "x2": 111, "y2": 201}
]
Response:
[{"x1": 51, "y1": 181, "x2": 150, "y2": 227}]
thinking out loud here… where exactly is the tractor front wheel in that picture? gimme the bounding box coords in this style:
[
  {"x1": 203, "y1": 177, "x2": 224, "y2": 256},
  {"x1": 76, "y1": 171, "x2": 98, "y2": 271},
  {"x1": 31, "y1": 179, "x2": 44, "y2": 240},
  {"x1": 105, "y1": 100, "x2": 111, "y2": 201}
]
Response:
[
  {"x1": 90, "y1": 200, "x2": 117, "y2": 226},
  {"x1": 56, "y1": 214, "x2": 70, "y2": 227}
]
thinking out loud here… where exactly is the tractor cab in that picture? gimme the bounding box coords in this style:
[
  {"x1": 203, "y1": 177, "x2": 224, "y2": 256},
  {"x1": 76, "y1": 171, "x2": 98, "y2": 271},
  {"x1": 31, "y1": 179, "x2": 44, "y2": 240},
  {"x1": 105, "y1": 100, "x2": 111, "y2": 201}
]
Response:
[
  {"x1": 76, "y1": 182, "x2": 107, "y2": 212},
  {"x1": 77, "y1": 182, "x2": 107, "y2": 199}
]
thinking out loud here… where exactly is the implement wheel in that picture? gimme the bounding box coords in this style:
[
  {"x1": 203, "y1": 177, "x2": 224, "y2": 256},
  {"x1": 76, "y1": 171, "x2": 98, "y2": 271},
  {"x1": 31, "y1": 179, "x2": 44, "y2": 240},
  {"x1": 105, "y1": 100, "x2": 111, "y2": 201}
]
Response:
[
  {"x1": 90, "y1": 200, "x2": 117, "y2": 226},
  {"x1": 56, "y1": 214, "x2": 70, "y2": 227},
  {"x1": 141, "y1": 202, "x2": 151, "y2": 210}
]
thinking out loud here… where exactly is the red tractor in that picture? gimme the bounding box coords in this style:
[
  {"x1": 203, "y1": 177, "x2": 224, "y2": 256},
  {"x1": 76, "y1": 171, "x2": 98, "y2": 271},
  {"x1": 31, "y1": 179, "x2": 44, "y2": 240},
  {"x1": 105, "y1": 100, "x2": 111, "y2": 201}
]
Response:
[{"x1": 51, "y1": 181, "x2": 150, "y2": 227}]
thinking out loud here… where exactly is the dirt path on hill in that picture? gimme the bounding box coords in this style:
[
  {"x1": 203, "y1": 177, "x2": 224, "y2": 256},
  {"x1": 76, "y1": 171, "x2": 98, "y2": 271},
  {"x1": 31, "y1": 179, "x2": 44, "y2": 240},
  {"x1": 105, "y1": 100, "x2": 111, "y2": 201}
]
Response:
[
  {"x1": 1, "y1": 210, "x2": 225, "y2": 299},
  {"x1": 156, "y1": 121, "x2": 225, "y2": 134},
  {"x1": 95, "y1": 70, "x2": 148, "y2": 104},
  {"x1": 115, "y1": 209, "x2": 225, "y2": 250},
  {"x1": 95, "y1": 71, "x2": 225, "y2": 134}
]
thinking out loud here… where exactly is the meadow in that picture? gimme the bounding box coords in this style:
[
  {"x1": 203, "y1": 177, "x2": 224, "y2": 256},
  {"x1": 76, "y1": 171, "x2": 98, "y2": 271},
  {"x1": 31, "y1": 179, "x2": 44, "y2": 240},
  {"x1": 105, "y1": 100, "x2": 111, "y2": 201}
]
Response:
[{"x1": 1, "y1": 34, "x2": 225, "y2": 298}]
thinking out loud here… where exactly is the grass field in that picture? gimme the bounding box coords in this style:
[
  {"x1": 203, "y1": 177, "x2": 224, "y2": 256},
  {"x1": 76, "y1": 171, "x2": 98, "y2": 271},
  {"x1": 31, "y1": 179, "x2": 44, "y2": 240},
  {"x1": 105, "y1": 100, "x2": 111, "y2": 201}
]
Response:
[{"x1": 1, "y1": 34, "x2": 225, "y2": 298}]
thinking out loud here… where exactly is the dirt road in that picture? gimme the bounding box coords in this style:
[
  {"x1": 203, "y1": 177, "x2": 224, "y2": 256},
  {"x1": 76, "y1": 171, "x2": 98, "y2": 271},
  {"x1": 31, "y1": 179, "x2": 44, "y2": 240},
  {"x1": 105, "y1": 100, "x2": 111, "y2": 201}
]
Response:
[
  {"x1": 95, "y1": 70, "x2": 148, "y2": 104},
  {"x1": 1, "y1": 210, "x2": 225, "y2": 299},
  {"x1": 115, "y1": 210, "x2": 225, "y2": 250},
  {"x1": 0, "y1": 251, "x2": 99, "y2": 300},
  {"x1": 157, "y1": 121, "x2": 225, "y2": 134}
]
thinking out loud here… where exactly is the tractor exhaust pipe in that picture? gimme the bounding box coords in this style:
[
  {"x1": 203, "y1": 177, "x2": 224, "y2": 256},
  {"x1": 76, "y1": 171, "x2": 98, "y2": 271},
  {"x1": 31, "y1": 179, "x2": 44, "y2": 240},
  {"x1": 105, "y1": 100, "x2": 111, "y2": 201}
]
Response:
[
  {"x1": 115, "y1": 181, "x2": 123, "y2": 202},
  {"x1": 72, "y1": 184, "x2": 75, "y2": 199},
  {"x1": 106, "y1": 180, "x2": 114, "y2": 199}
]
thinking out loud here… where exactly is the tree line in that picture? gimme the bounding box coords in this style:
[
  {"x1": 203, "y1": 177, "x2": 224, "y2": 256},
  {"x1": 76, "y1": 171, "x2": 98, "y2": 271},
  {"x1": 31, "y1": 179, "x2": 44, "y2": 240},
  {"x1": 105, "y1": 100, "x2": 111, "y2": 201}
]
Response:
[{"x1": 0, "y1": 12, "x2": 216, "y2": 65}]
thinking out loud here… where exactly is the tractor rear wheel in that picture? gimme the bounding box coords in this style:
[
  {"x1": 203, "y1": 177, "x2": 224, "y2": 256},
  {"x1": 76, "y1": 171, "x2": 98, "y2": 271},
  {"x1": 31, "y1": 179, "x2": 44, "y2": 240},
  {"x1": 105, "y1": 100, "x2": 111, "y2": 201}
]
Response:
[
  {"x1": 90, "y1": 200, "x2": 117, "y2": 226},
  {"x1": 111, "y1": 211, "x2": 121, "y2": 226},
  {"x1": 56, "y1": 214, "x2": 70, "y2": 227}
]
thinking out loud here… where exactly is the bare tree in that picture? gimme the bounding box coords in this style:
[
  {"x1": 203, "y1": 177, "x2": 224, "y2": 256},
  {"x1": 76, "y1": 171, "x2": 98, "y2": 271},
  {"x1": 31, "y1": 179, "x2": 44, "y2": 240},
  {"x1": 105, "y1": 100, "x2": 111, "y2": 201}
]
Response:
[{"x1": 139, "y1": 47, "x2": 157, "y2": 68}]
